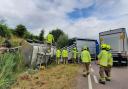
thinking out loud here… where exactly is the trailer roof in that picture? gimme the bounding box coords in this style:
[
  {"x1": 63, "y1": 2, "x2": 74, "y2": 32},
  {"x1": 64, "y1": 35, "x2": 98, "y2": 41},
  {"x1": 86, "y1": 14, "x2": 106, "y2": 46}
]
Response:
[
  {"x1": 99, "y1": 28, "x2": 126, "y2": 36},
  {"x1": 74, "y1": 37, "x2": 97, "y2": 42}
]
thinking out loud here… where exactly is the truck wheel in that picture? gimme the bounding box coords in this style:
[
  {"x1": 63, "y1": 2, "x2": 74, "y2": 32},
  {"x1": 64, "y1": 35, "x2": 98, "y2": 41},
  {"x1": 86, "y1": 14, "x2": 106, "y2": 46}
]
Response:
[{"x1": 125, "y1": 59, "x2": 128, "y2": 66}]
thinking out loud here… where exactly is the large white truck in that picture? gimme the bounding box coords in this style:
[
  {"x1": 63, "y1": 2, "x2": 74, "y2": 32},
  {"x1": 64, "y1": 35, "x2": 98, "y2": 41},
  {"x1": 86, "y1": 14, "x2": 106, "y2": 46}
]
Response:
[{"x1": 99, "y1": 28, "x2": 128, "y2": 66}]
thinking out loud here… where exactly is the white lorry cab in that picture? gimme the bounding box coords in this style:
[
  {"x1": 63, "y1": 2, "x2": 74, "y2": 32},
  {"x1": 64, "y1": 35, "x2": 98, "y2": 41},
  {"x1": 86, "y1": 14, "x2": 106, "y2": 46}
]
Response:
[{"x1": 99, "y1": 28, "x2": 128, "y2": 66}]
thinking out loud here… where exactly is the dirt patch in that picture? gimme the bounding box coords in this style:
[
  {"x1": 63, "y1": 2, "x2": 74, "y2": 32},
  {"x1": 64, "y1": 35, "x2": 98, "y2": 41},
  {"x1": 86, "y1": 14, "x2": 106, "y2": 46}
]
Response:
[{"x1": 11, "y1": 64, "x2": 79, "y2": 89}]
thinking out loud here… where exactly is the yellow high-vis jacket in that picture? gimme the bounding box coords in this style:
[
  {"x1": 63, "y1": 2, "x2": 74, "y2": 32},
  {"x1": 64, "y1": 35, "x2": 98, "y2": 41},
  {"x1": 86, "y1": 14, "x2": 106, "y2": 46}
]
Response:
[
  {"x1": 72, "y1": 50, "x2": 77, "y2": 59},
  {"x1": 81, "y1": 50, "x2": 91, "y2": 63},
  {"x1": 98, "y1": 50, "x2": 108, "y2": 67},
  {"x1": 62, "y1": 49, "x2": 68, "y2": 58},
  {"x1": 56, "y1": 49, "x2": 61, "y2": 58},
  {"x1": 46, "y1": 33, "x2": 54, "y2": 44}
]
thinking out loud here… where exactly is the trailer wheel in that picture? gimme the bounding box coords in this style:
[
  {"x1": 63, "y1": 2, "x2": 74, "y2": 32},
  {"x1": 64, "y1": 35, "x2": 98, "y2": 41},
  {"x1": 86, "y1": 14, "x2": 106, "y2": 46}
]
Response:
[{"x1": 125, "y1": 59, "x2": 128, "y2": 66}]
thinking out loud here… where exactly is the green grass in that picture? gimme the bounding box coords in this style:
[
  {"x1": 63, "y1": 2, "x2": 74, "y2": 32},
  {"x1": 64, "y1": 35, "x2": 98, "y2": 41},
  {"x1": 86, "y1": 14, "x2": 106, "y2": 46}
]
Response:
[{"x1": 0, "y1": 52, "x2": 25, "y2": 89}]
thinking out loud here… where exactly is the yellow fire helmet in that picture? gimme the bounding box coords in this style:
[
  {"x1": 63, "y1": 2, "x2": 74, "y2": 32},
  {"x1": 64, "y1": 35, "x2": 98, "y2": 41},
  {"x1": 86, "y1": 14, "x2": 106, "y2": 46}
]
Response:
[
  {"x1": 73, "y1": 47, "x2": 77, "y2": 50},
  {"x1": 101, "y1": 44, "x2": 107, "y2": 49},
  {"x1": 106, "y1": 44, "x2": 111, "y2": 50},
  {"x1": 83, "y1": 46, "x2": 87, "y2": 50}
]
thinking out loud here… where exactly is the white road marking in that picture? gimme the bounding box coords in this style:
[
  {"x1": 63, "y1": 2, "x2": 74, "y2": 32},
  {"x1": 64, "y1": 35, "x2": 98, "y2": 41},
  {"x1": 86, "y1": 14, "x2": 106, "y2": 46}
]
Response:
[
  {"x1": 88, "y1": 74, "x2": 93, "y2": 89},
  {"x1": 90, "y1": 67, "x2": 99, "y2": 84},
  {"x1": 93, "y1": 75, "x2": 99, "y2": 84}
]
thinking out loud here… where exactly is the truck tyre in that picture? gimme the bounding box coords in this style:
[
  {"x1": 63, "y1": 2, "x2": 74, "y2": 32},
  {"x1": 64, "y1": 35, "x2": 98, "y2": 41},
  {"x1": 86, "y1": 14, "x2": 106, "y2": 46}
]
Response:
[{"x1": 125, "y1": 59, "x2": 128, "y2": 66}]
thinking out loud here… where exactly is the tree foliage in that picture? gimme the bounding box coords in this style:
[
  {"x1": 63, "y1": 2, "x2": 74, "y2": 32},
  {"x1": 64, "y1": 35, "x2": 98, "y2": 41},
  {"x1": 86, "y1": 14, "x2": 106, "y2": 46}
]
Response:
[
  {"x1": 50, "y1": 28, "x2": 64, "y2": 42},
  {"x1": 15, "y1": 24, "x2": 27, "y2": 38},
  {"x1": 57, "y1": 34, "x2": 68, "y2": 48},
  {"x1": 68, "y1": 38, "x2": 76, "y2": 46},
  {"x1": 39, "y1": 29, "x2": 44, "y2": 41},
  {"x1": 0, "y1": 24, "x2": 12, "y2": 38}
]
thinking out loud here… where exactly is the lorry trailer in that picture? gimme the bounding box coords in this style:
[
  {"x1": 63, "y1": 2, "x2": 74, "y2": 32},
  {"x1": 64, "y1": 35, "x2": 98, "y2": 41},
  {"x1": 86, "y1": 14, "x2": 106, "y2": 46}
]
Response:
[
  {"x1": 99, "y1": 28, "x2": 128, "y2": 66},
  {"x1": 65, "y1": 38, "x2": 99, "y2": 62}
]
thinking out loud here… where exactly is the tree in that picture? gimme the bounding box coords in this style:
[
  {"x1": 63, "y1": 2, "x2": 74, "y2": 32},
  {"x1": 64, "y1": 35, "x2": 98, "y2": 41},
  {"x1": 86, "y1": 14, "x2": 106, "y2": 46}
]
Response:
[
  {"x1": 39, "y1": 29, "x2": 44, "y2": 41},
  {"x1": 24, "y1": 31, "x2": 31, "y2": 39},
  {"x1": 68, "y1": 38, "x2": 76, "y2": 46},
  {"x1": 0, "y1": 24, "x2": 7, "y2": 37},
  {"x1": 15, "y1": 24, "x2": 27, "y2": 38},
  {"x1": 50, "y1": 28, "x2": 64, "y2": 42},
  {"x1": 57, "y1": 34, "x2": 68, "y2": 48},
  {"x1": 0, "y1": 24, "x2": 11, "y2": 38}
]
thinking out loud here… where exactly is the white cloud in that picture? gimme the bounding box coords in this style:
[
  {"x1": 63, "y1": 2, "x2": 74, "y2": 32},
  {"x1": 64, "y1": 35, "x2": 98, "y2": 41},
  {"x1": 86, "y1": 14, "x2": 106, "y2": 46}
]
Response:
[{"x1": 0, "y1": 0, "x2": 128, "y2": 39}]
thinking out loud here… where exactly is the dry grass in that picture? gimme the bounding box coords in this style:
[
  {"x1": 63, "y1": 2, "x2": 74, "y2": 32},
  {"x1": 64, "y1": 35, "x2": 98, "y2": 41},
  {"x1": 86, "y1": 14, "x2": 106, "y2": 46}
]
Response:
[
  {"x1": 0, "y1": 36, "x2": 23, "y2": 47},
  {"x1": 11, "y1": 64, "x2": 79, "y2": 89},
  {"x1": 10, "y1": 36, "x2": 23, "y2": 47}
]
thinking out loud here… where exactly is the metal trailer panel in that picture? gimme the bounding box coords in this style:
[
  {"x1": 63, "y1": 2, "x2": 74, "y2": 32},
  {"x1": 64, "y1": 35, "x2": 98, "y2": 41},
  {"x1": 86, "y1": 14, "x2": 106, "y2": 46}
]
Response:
[
  {"x1": 100, "y1": 28, "x2": 126, "y2": 35},
  {"x1": 99, "y1": 28, "x2": 128, "y2": 66},
  {"x1": 100, "y1": 33, "x2": 124, "y2": 52},
  {"x1": 76, "y1": 40, "x2": 96, "y2": 53},
  {"x1": 99, "y1": 28, "x2": 127, "y2": 53},
  {"x1": 127, "y1": 38, "x2": 128, "y2": 52},
  {"x1": 31, "y1": 46, "x2": 39, "y2": 66},
  {"x1": 21, "y1": 41, "x2": 55, "y2": 67},
  {"x1": 76, "y1": 39, "x2": 97, "y2": 59},
  {"x1": 21, "y1": 41, "x2": 33, "y2": 66}
]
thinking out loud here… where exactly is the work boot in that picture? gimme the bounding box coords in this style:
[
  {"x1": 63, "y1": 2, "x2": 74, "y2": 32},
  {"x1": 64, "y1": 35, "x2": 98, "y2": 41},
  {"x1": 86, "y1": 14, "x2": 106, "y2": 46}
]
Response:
[
  {"x1": 99, "y1": 79, "x2": 106, "y2": 84},
  {"x1": 105, "y1": 77, "x2": 111, "y2": 81},
  {"x1": 87, "y1": 71, "x2": 90, "y2": 75},
  {"x1": 83, "y1": 72, "x2": 87, "y2": 77}
]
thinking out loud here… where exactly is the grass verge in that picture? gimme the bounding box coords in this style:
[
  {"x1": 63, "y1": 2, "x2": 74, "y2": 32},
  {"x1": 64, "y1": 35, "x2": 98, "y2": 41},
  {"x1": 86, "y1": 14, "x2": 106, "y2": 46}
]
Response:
[{"x1": 12, "y1": 64, "x2": 79, "y2": 89}]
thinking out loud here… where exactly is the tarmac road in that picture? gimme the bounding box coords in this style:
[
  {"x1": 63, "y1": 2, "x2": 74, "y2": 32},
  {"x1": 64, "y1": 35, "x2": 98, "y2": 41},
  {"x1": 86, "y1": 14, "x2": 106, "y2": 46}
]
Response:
[{"x1": 75, "y1": 62, "x2": 128, "y2": 89}]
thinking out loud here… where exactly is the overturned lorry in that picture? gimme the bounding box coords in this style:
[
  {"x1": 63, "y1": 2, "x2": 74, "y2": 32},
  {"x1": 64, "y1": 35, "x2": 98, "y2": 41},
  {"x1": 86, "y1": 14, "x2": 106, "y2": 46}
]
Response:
[
  {"x1": 21, "y1": 41, "x2": 56, "y2": 68},
  {"x1": 99, "y1": 28, "x2": 128, "y2": 66}
]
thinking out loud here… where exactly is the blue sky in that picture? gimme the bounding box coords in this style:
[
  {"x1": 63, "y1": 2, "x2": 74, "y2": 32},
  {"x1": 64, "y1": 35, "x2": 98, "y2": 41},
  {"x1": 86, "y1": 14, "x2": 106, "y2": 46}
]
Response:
[
  {"x1": 0, "y1": 0, "x2": 128, "y2": 38},
  {"x1": 68, "y1": 3, "x2": 96, "y2": 20}
]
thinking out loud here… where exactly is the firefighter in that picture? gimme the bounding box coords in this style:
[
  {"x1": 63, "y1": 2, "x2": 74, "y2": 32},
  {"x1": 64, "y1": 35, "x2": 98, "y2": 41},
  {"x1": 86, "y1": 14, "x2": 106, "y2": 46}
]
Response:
[
  {"x1": 46, "y1": 33, "x2": 54, "y2": 53},
  {"x1": 105, "y1": 44, "x2": 113, "y2": 81},
  {"x1": 56, "y1": 48, "x2": 61, "y2": 64},
  {"x1": 72, "y1": 47, "x2": 77, "y2": 63},
  {"x1": 62, "y1": 48, "x2": 68, "y2": 64},
  {"x1": 98, "y1": 44, "x2": 108, "y2": 84},
  {"x1": 81, "y1": 46, "x2": 91, "y2": 77}
]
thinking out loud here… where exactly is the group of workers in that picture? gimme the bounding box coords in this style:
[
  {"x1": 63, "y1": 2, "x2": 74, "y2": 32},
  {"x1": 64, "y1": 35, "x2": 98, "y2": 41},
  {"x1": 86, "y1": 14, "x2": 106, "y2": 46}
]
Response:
[
  {"x1": 55, "y1": 44, "x2": 113, "y2": 85},
  {"x1": 56, "y1": 47, "x2": 79, "y2": 64},
  {"x1": 56, "y1": 48, "x2": 69, "y2": 64},
  {"x1": 46, "y1": 33, "x2": 113, "y2": 85}
]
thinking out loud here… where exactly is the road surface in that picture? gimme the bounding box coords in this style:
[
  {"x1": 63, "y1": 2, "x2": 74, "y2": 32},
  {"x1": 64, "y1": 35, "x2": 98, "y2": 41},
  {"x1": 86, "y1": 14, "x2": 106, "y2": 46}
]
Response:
[{"x1": 75, "y1": 62, "x2": 128, "y2": 89}]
